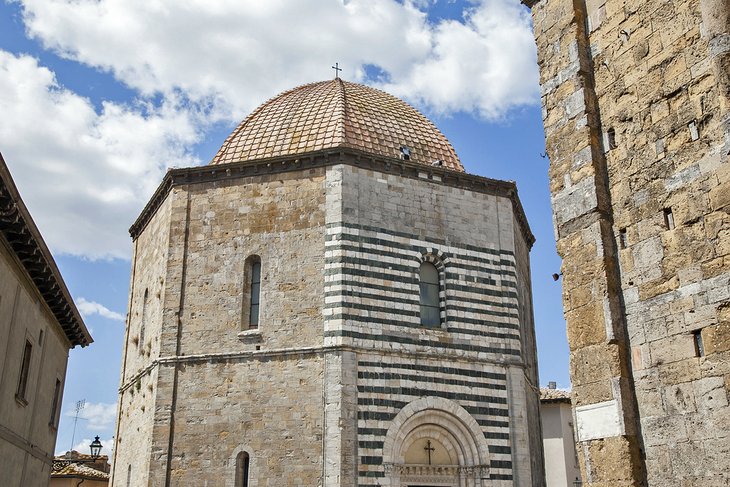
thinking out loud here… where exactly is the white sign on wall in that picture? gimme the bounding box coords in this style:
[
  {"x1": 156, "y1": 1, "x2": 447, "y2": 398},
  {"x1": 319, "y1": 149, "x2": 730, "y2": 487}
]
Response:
[{"x1": 575, "y1": 399, "x2": 624, "y2": 441}]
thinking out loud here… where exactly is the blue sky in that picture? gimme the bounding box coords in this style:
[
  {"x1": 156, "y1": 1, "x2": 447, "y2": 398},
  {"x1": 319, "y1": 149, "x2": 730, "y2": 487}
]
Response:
[{"x1": 0, "y1": 0, "x2": 567, "y2": 457}]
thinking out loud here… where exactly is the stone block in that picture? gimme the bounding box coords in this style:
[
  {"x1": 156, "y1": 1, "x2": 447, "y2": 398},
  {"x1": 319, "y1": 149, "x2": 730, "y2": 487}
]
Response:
[
  {"x1": 663, "y1": 382, "x2": 697, "y2": 414},
  {"x1": 704, "y1": 321, "x2": 730, "y2": 355},
  {"x1": 658, "y1": 357, "x2": 701, "y2": 384},
  {"x1": 584, "y1": 436, "x2": 642, "y2": 483},
  {"x1": 650, "y1": 334, "x2": 696, "y2": 366},
  {"x1": 641, "y1": 414, "x2": 688, "y2": 446},
  {"x1": 668, "y1": 440, "x2": 707, "y2": 478},
  {"x1": 694, "y1": 376, "x2": 729, "y2": 411}
]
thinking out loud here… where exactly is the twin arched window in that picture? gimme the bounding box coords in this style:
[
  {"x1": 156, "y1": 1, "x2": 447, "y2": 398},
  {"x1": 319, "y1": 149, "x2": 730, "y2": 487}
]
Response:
[{"x1": 419, "y1": 261, "x2": 441, "y2": 327}]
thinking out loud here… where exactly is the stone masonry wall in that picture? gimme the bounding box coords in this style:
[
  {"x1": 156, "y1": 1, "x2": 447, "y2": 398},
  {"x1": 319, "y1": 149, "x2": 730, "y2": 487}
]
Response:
[
  {"x1": 326, "y1": 163, "x2": 543, "y2": 486},
  {"x1": 112, "y1": 168, "x2": 329, "y2": 486},
  {"x1": 527, "y1": 0, "x2": 730, "y2": 485},
  {"x1": 111, "y1": 191, "x2": 172, "y2": 487},
  {"x1": 113, "y1": 157, "x2": 542, "y2": 487}
]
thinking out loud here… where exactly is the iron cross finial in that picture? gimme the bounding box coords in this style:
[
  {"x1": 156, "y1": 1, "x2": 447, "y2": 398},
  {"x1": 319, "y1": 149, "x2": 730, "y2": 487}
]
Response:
[
  {"x1": 424, "y1": 439, "x2": 435, "y2": 465},
  {"x1": 332, "y1": 62, "x2": 342, "y2": 79}
]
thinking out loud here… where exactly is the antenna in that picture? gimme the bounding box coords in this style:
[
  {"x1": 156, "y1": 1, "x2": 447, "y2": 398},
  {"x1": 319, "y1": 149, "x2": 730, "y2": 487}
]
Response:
[{"x1": 70, "y1": 399, "x2": 86, "y2": 450}]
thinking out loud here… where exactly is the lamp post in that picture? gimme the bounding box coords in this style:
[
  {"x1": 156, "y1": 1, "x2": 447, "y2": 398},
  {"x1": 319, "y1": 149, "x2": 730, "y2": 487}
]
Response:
[{"x1": 89, "y1": 436, "x2": 102, "y2": 460}]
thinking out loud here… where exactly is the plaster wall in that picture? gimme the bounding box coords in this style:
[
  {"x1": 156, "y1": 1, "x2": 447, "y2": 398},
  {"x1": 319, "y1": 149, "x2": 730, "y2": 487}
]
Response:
[
  {"x1": 0, "y1": 240, "x2": 71, "y2": 486},
  {"x1": 541, "y1": 402, "x2": 580, "y2": 487}
]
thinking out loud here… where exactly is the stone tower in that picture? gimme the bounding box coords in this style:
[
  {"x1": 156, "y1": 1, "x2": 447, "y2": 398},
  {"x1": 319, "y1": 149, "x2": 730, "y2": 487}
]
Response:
[
  {"x1": 523, "y1": 0, "x2": 729, "y2": 485},
  {"x1": 109, "y1": 79, "x2": 544, "y2": 487}
]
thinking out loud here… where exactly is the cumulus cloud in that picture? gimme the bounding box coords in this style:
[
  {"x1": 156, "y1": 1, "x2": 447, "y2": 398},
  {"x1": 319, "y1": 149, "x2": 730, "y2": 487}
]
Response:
[
  {"x1": 382, "y1": 0, "x2": 539, "y2": 118},
  {"x1": 0, "y1": 50, "x2": 201, "y2": 259},
  {"x1": 3, "y1": 0, "x2": 538, "y2": 261},
  {"x1": 65, "y1": 402, "x2": 117, "y2": 431},
  {"x1": 16, "y1": 0, "x2": 538, "y2": 121},
  {"x1": 76, "y1": 297, "x2": 125, "y2": 322}
]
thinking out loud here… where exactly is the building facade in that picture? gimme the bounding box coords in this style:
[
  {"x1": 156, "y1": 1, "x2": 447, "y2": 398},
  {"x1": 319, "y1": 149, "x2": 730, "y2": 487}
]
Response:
[
  {"x1": 0, "y1": 153, "x2": 92, "y2": 486},
  {"x1": 524, "y1": 0, "x2": 729, "y2": 485},
  {"x1": 539, "y1": 387, "x2": 580, "y2": 487},
  {"x1": 110, "y1": 80, "x2": 544, "y2": 486}
]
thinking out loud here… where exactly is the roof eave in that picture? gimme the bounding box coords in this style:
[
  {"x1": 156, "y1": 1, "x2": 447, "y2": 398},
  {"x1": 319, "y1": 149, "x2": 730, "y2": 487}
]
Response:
[
  {"x1": 0, "y1": 152, "x2": 92, "y2": 348},
  {"x1": 129, "y1": 147, "x2": 535, "y2": 250}
]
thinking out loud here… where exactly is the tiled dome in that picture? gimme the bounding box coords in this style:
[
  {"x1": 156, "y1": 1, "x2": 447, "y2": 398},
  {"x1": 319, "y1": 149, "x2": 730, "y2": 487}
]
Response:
[{"x1": 210, "y1": 79, "x2": 463, "y2": 171}]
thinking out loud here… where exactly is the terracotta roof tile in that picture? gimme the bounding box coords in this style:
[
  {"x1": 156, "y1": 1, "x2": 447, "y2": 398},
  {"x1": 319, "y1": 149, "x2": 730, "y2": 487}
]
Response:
[
  {"x1": 51, "y1": 462, "x2": 110, "y2": 480},
  {"x1": 211, "y1": 79, "x2": 463, "y2": 171},
  {"x1": 540, "y1": 388, "x2": 572, "y2": 403}
]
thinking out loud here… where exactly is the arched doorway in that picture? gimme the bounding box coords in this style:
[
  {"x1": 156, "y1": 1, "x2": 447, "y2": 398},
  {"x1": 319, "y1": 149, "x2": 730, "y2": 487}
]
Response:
[{"x1": 382, "y1": 398, "x2": 491, "y2": 487}]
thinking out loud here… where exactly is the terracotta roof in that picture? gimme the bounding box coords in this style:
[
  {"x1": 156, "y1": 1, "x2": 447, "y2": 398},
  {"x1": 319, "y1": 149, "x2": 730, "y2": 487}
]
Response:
[
  {"x1": 51, "y1": 462, "x2": 110, "y2": 480},
  {"x1": 211, "y1": 79, "x2": 463, "y2": 171},
  {"x1": 540, "y1": 387, "x2": 572, "y2": 403},
  {"x1": 0, "y1": 153, "x2": 91, "y2": 348}
]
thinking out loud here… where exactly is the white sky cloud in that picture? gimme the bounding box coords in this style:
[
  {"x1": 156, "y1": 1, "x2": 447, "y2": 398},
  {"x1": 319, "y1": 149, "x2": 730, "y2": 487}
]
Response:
[
  {"x1": 3, "y1": 0, "x2": 538, "y2": 261},
  {"x1": 64, "y1": 401, "x2": 117, "y2": 432},
  {"x1": 76, "y1": 297, "x2": 125, "y2": 322},
  {"x1": 0, "y1": 50, "x2": 201, "y2": 259},
  {"x1": 16, "y1": 0, "x2": 538, "y2": 121}
]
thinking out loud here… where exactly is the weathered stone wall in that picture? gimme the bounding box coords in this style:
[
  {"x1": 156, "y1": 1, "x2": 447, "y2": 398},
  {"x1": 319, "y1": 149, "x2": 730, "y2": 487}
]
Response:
[
  {"x1": 113, "y1": 157, "x2": 542, "y2": 487},
  {"x1": 112, "y1": 168, "x2": 329, "y2": 486},
  {"x1": 111, "y1": 191, "x2": 172, "y2": 487},
  {"x1": 326, "y1": 163, "x2": 543, "y2": 486},
  {"x1": 527, "y1": 0, "x2": 730, "y2": 484}
]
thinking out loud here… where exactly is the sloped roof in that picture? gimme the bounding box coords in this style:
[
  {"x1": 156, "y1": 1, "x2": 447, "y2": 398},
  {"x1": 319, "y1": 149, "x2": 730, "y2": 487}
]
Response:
[
  {"x1": 51, "y1": 462, "x2": 109, "y2": 480},
  {"x1": 210, "y1": 79, "x2": 463, "y2": 171},
  {"x1": 540, "y1": 387, "x2": 572, "y2": 403}
]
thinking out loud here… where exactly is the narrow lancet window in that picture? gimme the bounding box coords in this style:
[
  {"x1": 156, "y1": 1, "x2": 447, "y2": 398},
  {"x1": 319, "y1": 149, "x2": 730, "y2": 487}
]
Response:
[
  {"x1": 140, "y1": 289, "x2": 148, "y2": 350},
  {"x1": 244, "y1": 256, "x2": 262, "y2": 329},
  {"x1": 419, "y1": 262, "x2": 440, "y2": 327},
  {"x1": 235, "y1": 451, "x2": 250, "y2": 487},
  {"x1": 49, "y1": 379, "x2": 61, "y2": 427},
  {"x1": 16, "y1": 340, "x2": 32, "y2": 402}
]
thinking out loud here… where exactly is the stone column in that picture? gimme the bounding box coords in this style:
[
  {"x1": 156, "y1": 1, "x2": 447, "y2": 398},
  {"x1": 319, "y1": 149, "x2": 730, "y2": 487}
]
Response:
[{"x1": 524, "y1": 0, "x2": 646, "y2": 485}]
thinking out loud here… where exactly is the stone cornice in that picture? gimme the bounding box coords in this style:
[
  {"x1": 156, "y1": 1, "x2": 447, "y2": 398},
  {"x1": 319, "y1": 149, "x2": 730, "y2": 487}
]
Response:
[
  {"x1": 119, "y1": 344, "x2": 526, "y2": 392},
  {"x1": 521, "y1": 0, "x2": 541, "y2": 7},
  {"x1": 0, "y1": 153, "x2": 91, "y2": 348},
  {"x1": 130, "y1": 148, "x2": 535, "y2": 249}
]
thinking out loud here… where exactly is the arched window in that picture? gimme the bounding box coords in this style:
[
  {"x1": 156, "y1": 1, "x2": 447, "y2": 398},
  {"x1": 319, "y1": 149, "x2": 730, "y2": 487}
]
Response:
[
  {"x1": 419, "y1": 262, "x2": 440, "y2": 327},
  {"x1": 140, "y1": 289, "x2": 148, "y2": 350},
  {"x1": 235, "y1": 451, "x2": 250, "y2": 487},
  {"x1": 243, "y1": 256, "x2": 261, "y2": 329}
]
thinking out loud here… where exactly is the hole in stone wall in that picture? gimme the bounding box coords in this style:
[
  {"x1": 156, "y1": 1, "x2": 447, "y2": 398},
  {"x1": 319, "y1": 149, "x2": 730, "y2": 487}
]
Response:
[
  {"x1": 607, "y1": 128, "x2": 617, "y2": 149},
  {"x1": 693, "y1": 329, "x2": 704, "y2": 357},
  {"x1": 663, "y1": 208, "x2": 675, "y2": 230},
  {"x1": 688, "y1": 121, "x2": 699, "y2": 141},
  {"x1": 604, "y1": 128, "x2": 617, "y2": 151},
  {"x1": 619, "y1": 228, "x2": 627, "y2": 249}
]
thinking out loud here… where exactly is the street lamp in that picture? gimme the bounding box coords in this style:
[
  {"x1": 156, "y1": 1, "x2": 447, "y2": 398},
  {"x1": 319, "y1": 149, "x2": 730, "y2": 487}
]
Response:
[{"x1": 89, "y1": 436, "x2": 102, "y2": 460}]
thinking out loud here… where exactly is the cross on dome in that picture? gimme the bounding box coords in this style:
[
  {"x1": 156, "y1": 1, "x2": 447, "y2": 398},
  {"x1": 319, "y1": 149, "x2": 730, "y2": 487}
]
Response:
[{"x1": 331, "y1": 62, "x2": 342, "y2": 79}]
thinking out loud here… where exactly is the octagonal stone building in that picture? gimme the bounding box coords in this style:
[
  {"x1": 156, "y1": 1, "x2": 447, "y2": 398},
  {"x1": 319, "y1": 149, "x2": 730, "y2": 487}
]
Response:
[{"x1": 110, "y1": 79, "x2": 544, "y2": 487}]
